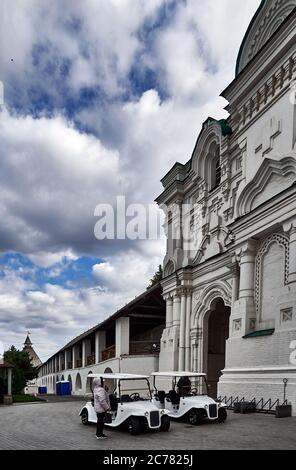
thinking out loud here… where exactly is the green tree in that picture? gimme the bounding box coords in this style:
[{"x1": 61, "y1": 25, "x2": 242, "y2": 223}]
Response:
[
  {"x1": 4, "y1": 346, "x2": 38, "y2": 394},
  {"x1": 147, "y1": 265, "x2": 163, "y2": 289}
]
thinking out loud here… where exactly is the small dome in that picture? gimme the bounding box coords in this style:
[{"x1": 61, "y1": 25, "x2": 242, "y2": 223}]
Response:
[{"x1": 236, "y1": 0, "x2": 296, "y2": 75}]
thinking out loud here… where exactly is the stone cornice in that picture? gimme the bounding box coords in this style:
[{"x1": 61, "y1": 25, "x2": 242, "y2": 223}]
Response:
[
  {"x1": 236, "y1": 1, "x2": 296, "y2": 75},
  {"x1": 230, "y1": 183, "x2": 296, "y2": 244},
  {"x1": 191, "y1": 252, "x2": 233, "y2": 281},
  {"x1": 222, "y1": 10, "x2": 296, "y2": 103},
  {"x1": 230, "y1": 52, "x2": 296, "y2": 135}
]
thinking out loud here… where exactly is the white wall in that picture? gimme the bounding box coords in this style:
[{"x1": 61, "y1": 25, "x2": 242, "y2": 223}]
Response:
[{"x1": 38, "y1": 355, "x2": 159, "y2": 396}]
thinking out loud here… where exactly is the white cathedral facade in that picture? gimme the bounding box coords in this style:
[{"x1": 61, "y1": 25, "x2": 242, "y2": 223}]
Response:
[{"x1": 156, "y1": 0, "x2": 296, "y2": 413}]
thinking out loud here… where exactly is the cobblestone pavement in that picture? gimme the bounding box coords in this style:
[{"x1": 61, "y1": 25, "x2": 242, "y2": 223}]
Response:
[{"x1": 0, "y1": 400, "x2": 295, "y2": 450}]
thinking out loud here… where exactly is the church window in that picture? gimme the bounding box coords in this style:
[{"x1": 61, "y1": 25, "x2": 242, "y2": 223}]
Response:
[
  {"x1": 214, "y1": 157, "x2": 221, "y2": 188},
  {"x1": 209, "y1": 144, "x2": 221, "y2": 191}
]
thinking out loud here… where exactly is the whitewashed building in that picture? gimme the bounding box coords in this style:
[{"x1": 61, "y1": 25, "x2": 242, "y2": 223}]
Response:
[
  {"x1": 37, "y1": 285, "x2": 165, "y2": 395},
  {"x1": 156, "y1": 0, "x2": 296, "y2": 413}
]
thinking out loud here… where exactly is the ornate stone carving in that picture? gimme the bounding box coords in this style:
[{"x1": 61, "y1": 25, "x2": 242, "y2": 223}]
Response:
[
  {"x1": 254, "y1": 118, "x2": 282, "y2": 158},
  {"x1": 236, "y1": 53, "x2": 296, "y2": 131},
  {"x1": 255, "y1": 233, "x2": 290, "y2": 314},
  {"x1": 223, "y1": 207, "x2": 234, "y2": 223},
  {"x1": 233, "y1": 319, "x2": 242, "y2": 332},
  {"x1": 192, "y1": 291, "x2": 201, "y2": 311},
  {"x1": 236, "y1": 157, "x2": 296, "y2": 217},
  {"x1": 164, "y1": 260, "x2": 176, "y2": 277},
  {"x1": 192, "y1": 281, "x2": 232, "y2": 329},
  {"x1": 281, "y1": 308, "x2": 293, "y2": 323},
  {"x1": 237, "y1": 0, "x2": 296, "y2": 74},
  {"x1": 224, "y1": 228, "x2": 236, "y2": 247}
]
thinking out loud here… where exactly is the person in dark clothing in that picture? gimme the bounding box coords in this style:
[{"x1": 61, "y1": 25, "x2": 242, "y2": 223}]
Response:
[{"x1": 177, "y1": 376, "x2": 191, "y2": 396}]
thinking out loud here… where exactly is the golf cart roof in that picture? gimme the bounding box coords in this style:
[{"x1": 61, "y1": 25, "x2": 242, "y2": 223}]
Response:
[
  {"x1": 151, "y1": 372, "x2": 206, "y2": 378},
  {"x1": 87, "y1": 373, "x2": 149, "y2": 380}
]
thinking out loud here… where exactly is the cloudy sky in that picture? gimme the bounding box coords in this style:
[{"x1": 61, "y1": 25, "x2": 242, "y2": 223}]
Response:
[{"x1": 0, "y1": 0, "x2": 261, "y2": 361}]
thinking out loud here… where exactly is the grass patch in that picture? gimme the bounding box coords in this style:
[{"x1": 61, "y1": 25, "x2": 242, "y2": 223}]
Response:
[{"x1": 13, "y1": 394, "x2": 45, "y2": 403}]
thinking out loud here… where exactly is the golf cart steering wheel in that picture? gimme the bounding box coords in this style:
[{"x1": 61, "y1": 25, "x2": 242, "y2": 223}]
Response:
[
  {"x1": 191, "y1": 388, "x2": 198, "y2": 396},
  {"x1": 129, "y1": 392, "x2": 140, "y2": 401}
]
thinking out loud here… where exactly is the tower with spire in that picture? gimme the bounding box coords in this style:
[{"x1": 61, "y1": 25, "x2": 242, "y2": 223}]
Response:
[
  {"x1": 23, "y1": 333, "x2": 42, "y2": 368},
  {"x1": 22, "y1": 332, "x2": 42, "y2": 395}
]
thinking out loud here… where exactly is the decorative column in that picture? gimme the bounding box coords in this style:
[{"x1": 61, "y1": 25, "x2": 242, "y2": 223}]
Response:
[
  {"x1": 192, "y1": 337, "x2": 198, "y2": 372},
  {"x1": 185, "y1": 290, "x2": 192, "y2": 371},
  {"x1": 82, "y1": 340, "x2": 86, "y2": 368},
  {"x1": 166, "y1": 296, "x2": 173, "y2": 328},
  {"x1": 95, "y1": 331, "x2": 106, "y2": 364},
  {"x1": 115, "y1": 317, "x2": 130, "y2": 357},
  {"x1": 239, "y1": 240, "x2": 257, "y2": 300},
  {"x1": 72, "y1": 346, "x2": 76, "y2": 369},
  {"x1": 178, "y1": 289, "x2": 187, "y2": 371},
  {"x1": 234, "y1": 239, "x2": 257, "y2": 335},
  {"x1": 159, "y1": 290, "x2": 180, "y2": 372},
  {"x1": 172, "y1": 294, "x2": 181, "y2": 327},
  {"x1": 174, "y1": 200, "x2": 183, "y2": 250},
  {"x1": 231, "y1": 260, "x2": 240, "y2": 305},
  {"x1": 288, "y1": 224, "x2": 296, "y2": 284},
  {"x1": 64, "y1": 350, "x2": 68, "y2": 370}
]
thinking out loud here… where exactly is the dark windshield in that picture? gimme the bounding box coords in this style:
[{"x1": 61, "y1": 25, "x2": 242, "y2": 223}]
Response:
[{"x1": 118, "y1": 378, "x2": 152, "y2": 401}]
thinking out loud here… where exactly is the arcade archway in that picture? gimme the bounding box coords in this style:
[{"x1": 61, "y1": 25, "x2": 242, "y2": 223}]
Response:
[{"x1": 203, "y1": 298, "x2": 230, "y2": 398}]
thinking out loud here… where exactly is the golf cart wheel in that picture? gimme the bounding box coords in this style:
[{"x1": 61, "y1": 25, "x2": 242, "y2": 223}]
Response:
[
  {"x1": 216, "y1": 407, "x2": 227, "y2": 423},
  {"x1": 188, "y1": 409, "x2": 204, "y2": 425},
  {"x1": 128, "y1": 417, "x2": 142, "y2": 435},
  {"x1": 81, "y1": 409, "x2": 89, "y2": 425},
  {"x1": 160, "y1": 414, "x2": 170, "y2": 432}
]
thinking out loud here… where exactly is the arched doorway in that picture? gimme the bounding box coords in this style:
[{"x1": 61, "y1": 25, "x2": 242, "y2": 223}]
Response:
[
  {"x1": 67, "y1": 375, "x2": 72, "y2": 393},
  {"x1": 86, "y1": 371, "x2": 93, "y2": 394},
  {"x1": 203, "y1": 298, "x2": 230, "y2": 399},
  {"x1": 75, "y1": 373, "x2": 82, "y2": 393},
  {"x1": 104, "y1": 367, "x2": 115, "y2": 393}
]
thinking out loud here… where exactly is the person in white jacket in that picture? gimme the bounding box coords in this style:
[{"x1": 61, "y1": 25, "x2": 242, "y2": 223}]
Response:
[{"x1": 92, "y1": 377, "x2": 110, "y2": 439}]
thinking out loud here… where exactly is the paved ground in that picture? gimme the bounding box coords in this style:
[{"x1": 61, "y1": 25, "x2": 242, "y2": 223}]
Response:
[{"x1": 0, "y1": 399, "x2": 295, "y2": 450}]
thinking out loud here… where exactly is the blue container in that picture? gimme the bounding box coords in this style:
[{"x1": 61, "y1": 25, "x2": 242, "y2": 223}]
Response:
[
  {"x1": 38, "y1": 386, "x2": 47, "y2": 394},
  {"x1": 56, "y1": 381, "x2": 71, "y2": 396}
]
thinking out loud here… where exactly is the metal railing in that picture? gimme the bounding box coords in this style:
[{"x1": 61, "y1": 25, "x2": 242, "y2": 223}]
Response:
[
  {"x1": 101, "y1": 345, "x2": 115, "y2": 362},
  {"x1": 129, "y1": 340, "x2": 160, "y2": 355},
  {"x1": 217, "y1": 396, "x2": 288, "y2": 414},
  {"x1": 87, "y1": 354, "x2": 95, "y2": 366}
]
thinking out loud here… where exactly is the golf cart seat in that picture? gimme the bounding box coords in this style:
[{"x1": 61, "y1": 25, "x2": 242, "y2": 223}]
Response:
[
  {"x1": 109, "y1": 394, "x2": 118, "y2": 411},
  {"x1": 121, "y1": 394, "x2": 131, "y2": 403},
  {"x1": 167, "y1": 390, "x2": 180, "y2": 405},
  {"x1": 155, "y1": 390, "x2": 166, "y2": 404}
]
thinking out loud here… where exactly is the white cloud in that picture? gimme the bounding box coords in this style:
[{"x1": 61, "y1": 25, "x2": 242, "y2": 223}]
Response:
[
  {"x1": 27, "y1": 250, "x2": 78, "y2": 268},
  {"x1": 0, "y1": 244, "x2": 163, "y2": 359},
  {"x1": 0, "y1": 108, "x2": 123, "y2": 256},
  {"x1": 93, "y1": 240, "x2": 164, "y2": 293},
  {"x1": 0, "y1": 0, "x2": 165, "y2": 102},
  {"x1": 0, "y1": 0, "x2": 262, "y2": 358}
]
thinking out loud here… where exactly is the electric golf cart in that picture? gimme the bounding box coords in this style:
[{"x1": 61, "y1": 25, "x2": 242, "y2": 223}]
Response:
[
  {"x1": 79, "y1": 373, "x2": 170, "y2": 435},
  {"x1": 151, "y1": 372, "x2": 227, "y2": 425}
]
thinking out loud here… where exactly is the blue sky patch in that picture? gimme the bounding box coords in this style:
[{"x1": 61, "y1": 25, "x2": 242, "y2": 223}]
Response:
[{"x1": 0, "y1": 252, "x2": 103, "y2": 290}]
